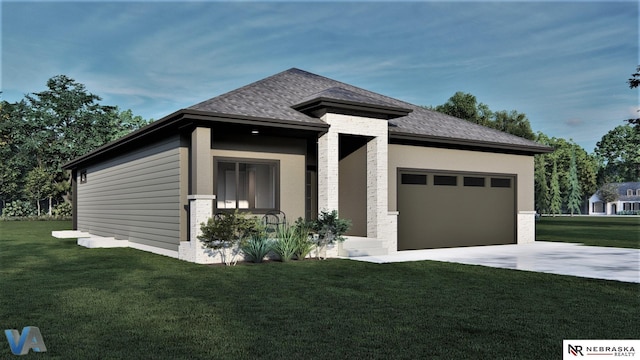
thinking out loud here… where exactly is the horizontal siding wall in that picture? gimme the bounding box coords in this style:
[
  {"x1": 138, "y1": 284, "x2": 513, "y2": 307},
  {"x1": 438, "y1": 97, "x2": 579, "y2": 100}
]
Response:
[{"x1": 77, "y1": 136, "x2": 182, "y2": 251}]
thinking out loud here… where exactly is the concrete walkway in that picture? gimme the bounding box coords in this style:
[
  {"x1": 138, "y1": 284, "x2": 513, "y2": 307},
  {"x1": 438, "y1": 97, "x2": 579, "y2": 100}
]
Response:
[{"x1": 348, "y1": 242, "x2": 640, "y2": 283}]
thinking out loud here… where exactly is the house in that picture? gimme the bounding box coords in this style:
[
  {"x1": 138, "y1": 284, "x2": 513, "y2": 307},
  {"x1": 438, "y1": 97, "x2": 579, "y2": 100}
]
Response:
[
  {"x1": 588, "y1": 182, "x2": 640, "y2": 215},
  {"x1": 60, "y1": 68, "x2": 553, "y2": 263}
]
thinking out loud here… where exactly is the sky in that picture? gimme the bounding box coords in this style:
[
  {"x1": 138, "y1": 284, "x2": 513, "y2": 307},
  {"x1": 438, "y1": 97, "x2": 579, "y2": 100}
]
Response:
[{"x1": 2, "y1": 1, "x2": 638, "y2": 153}]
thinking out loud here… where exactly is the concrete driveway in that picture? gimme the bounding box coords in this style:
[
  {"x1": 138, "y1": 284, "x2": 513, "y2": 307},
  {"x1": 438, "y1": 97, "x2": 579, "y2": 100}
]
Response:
[{"x1": 348, "y1": 242, "x2": 640, "y2": 283}]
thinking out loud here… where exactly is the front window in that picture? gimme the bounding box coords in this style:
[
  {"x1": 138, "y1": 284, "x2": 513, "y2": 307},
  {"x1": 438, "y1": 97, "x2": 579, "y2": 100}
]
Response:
[{"x1": 216, "y1": 159, "x2": 278, "y2": 211}]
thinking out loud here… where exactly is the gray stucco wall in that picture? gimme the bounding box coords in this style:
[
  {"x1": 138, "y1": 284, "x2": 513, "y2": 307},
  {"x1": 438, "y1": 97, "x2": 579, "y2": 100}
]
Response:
[{"x1": 76, "y1": 136, "x2": 182, "y2": 251}]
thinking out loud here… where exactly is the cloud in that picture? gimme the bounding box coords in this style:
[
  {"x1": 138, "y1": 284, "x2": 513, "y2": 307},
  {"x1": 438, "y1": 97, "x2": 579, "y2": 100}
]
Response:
[{"x1": 565, "y1": 118, "x2": 584, "y2": 127}]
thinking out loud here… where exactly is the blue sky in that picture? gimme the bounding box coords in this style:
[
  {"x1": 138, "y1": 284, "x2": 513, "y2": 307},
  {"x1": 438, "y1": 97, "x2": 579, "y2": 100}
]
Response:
[{"x1": 2, "y1": 1, "x2": 638, "y2": 152}]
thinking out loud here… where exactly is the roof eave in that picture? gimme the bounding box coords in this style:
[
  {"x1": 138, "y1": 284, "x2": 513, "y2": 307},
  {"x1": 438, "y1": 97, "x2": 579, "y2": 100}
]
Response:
[
  {"x1": 292, "y1": 98, "x2": 413, "y2": 119},
  {"x1": 389, "y1": 131, "x2": 555, "y2": 155},
  {"x1": 63, "y1": 109, "x2": 330, "y2": 170}
]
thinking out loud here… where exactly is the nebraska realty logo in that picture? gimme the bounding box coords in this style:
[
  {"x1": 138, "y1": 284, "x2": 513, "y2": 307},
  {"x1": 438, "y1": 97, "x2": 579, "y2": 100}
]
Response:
[{"x1": 564, "y1": 340, "x2": 639, "y2": 359}]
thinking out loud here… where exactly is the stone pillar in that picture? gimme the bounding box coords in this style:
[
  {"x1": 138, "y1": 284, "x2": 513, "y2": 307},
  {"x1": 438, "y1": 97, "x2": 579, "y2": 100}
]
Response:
[
  {"x1": 179, "y1": 195, "x2": 216, "y2": 263},
  {"x1": 366, "y1": 135, "x2": 389, "y2": 239},
  {"x1": 317, "y1": 130, "x2": 339, "y2": 213},
  {"x1": 517, "y1": 211, "x2": 537, "y2": 244}
]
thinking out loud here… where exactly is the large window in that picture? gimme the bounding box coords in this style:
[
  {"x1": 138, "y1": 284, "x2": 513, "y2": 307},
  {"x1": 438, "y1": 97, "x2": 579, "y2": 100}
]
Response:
[{"x1": 216, "y1": 159, "x2": 278, "y2": 211}]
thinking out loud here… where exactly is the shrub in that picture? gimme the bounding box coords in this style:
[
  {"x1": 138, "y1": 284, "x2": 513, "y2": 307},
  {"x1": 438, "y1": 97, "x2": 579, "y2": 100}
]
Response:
[
  {"x1": 312, "y1": 210, "x2": 351, "y2": 259},
  {"x1": 1, "y1": 200, "x2": 36, "y2": 218},
  {"x1": 240, "y1": 236, "x2": 273, "y2": 263},
  {"x1": 271, "y1": 225, "x2": 298, "y2": 262},
  {"x1": 198, "y1": 210, "x2": 262, "y2": 266},
  {"x1": 292, "y1": 217, "x2": 315, "y2": 260},
  {"x1": 52, "y1": 202, "x2": 73, "y2": 217}
]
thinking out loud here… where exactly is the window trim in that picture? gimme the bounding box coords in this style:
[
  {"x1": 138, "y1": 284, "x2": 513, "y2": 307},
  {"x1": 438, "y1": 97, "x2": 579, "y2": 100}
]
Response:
[{"x1": 214, "y1": 157, "x2": 280, "y2": 213}]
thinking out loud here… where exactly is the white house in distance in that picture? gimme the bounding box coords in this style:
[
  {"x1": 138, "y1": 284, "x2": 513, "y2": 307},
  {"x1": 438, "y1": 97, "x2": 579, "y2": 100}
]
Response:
[
  {"x1": 57, "y1": 68, "x2": 553, "y2": 264},
  {"x1": 589, "y1": 182, "x2": 640, "y2": 215}
]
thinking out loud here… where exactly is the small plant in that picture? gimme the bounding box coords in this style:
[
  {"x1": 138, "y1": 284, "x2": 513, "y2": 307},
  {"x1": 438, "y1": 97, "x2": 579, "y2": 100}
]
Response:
[
  {"x1": 271, "y1": 225, "x2": 298, "y2": 262},
  {"x1": 198, "y1": 210, "x2": 262, "y2": 266},
  {"x1": 240, "y1": 235, "x2": 273, "y2": 263},
  {"x1": 313, "y1": 210, "x2": 351, "y2": 260},
  {"x1": 1, "y1": 200, "x2": 36, "y2": 218},
  {"x1": 292, "y1": 217, "x2": 315, "y2": 260},
  {"x1": 52, "y1": 202, "x2": 73, "y2": 217}
]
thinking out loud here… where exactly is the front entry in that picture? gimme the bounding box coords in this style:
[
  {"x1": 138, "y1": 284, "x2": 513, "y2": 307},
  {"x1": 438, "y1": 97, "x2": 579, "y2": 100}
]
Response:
[{"x1": 398, "y1": 170, "x2": 516, "y2": 250}]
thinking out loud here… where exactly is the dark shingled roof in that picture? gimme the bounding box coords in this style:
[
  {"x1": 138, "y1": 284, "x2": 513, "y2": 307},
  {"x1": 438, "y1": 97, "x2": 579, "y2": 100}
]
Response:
[
  {"x1": 64, "y1": 68, "x2": 552, "y2": 170},
  {"x1": 190, "y1": 68, "x2": 551, "y2": 153}
]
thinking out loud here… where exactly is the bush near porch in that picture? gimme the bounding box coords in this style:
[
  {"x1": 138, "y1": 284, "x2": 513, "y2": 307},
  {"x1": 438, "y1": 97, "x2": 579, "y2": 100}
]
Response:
[{"x1": 1, "y1": 221, "x2": 638, "y2": 359}]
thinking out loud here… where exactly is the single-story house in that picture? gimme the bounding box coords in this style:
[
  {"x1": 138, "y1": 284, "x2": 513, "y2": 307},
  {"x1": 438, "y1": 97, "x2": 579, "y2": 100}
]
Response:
[
  {"x1": 60, "y1": 68, "x2": 553, "y2": 263},
  {"x1": 588, "y1": 182, "x2": 640, "y2": 215}
]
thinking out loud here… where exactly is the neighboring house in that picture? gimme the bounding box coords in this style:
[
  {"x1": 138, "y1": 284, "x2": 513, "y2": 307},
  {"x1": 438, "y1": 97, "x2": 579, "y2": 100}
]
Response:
[
  {"x1": 588, "y1": 182, "x2": 640, "y2": 215},
  {"x1": 60, "y1": 68, "x2": 553, "y2": 263}
]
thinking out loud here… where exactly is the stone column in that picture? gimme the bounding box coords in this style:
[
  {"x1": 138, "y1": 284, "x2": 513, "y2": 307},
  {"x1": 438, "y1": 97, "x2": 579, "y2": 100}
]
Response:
[
  {"x1": 317, "y1": 130, "x2": 339, "y2": 213},
  {"x1": 179, "y1": 195, "x2": 215, "y2": 263}
]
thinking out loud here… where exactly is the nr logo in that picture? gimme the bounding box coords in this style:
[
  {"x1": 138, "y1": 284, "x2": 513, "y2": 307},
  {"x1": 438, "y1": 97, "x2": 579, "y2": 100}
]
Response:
[{"x1": 568, "y1": 344, "x2": 584, "y2": 356}]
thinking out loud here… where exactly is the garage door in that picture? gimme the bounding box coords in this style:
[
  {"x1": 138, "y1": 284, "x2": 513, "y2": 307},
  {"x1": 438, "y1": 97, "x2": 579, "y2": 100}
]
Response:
[{"x1": 398, "y1": 170, "x2": 516, "y2": 250}]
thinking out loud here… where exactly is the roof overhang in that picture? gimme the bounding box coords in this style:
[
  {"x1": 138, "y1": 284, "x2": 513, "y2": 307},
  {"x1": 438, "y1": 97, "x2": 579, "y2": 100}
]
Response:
[
  {"x1": 63, "y1": 109, "x2": 329, "y2": 170},
  {"x1": 389, "y1": 131, "x2": 555, "y2": 155},
  {"x1": 292, "y1": 98, "x2": 412, "y2": 120}
]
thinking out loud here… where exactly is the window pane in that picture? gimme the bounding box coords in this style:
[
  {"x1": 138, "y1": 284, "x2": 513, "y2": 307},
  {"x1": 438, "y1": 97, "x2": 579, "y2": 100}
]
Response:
[
  {"x1": 217, "y1": 160, "x2": 277, "y2": 210},
  {"x1": 251, "y1": 163, "x2": 276, "y2": 209},
  {"x1": 464, "y1": 177, "x2": 485, "y2": 187},
  {"x1": 434, "y1": 175, "x2": 457, "y2": 186},
  {"x1": 491, "y1": 178, "x2": 511, "y2": 188},
  {"x1": 401, "y1": 174, "x2": 427, "y2": 185},
  {"x1": 217, "y1": 162, "x2": 236, "y2": 209}
]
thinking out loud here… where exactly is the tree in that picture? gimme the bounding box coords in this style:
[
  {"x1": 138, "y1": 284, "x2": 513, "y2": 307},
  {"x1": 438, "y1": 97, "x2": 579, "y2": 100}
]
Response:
[
  {"x1": 535, "y1": 133, "x2": 598, "y2": 213},
  {"x1": 549, "y1": 160, "x2": 562, "y2": 216},
  {"x1": 534, "y1": 155, "x2": 550, "y2": 214},
  {"x1": 432, "y1": 92, "x2": 535, "y2": 140},
  {"x1": 626, "y1": 65, "x2": 639, "y2": 126},
  {"x1": 566, "y1": 151, "x2": 583, "y2": 215},
  {"x1": 20, "y1": 75, "x2": 151, "y2": 206},
  {"x1": 594, "y1": 124, "x2": 640, "y2": 182},
  {"x1": 433, "y1": 92, "x2": 493, "y2": 126},
  {"x1": 24, "y1": 167, "x2": 54, "y2": 216},
  {"x1": 492, "y1": 110, "x2": 536, "y2": 140},
  {"x1": 597, "y1": 183, "x2": 619, "y2": 204}
]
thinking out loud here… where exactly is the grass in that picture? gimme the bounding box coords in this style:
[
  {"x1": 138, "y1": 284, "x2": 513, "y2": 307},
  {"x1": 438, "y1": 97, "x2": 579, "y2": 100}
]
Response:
[
  {"x1": 536, "y1": 216, "x2": 640, "y2": 249},
  {"x1": 1, "y1": 221, "x2": 638, "y2": 359}
]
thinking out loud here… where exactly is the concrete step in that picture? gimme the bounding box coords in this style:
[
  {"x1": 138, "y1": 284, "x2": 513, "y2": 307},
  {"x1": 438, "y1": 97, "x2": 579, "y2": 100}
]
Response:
[
  {"x1": 77, "y1": 237, "x2": 129, "y2": 248},
  {"x1": 340, "y1": 237, "x2": 388, "y2": 257}
]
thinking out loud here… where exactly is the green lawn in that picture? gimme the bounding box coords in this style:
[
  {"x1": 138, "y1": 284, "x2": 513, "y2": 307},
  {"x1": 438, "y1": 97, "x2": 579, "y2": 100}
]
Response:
[
  {"x1": 1, "y1": 221, "x2": 638, "y2": 359},
  {"x1": 536, "y1": 216, "x2": 640, "y2": 249}
]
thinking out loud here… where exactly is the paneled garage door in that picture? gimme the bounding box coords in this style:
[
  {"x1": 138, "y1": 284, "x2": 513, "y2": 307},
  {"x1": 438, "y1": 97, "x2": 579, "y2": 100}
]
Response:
[{"x1": 398, "y1": 170, "x2": 516, "y2": 250}]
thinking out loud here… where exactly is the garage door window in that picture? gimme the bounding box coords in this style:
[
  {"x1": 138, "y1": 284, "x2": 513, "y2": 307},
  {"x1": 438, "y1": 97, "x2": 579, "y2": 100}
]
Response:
[
  {"x1": 401, "y1": 174, "x2": 427, "y2": 185},
  {"x1": 491, "y1": 178, "x2": 511, "y2": 188},
  {"x1": 464, "y1": 176, "x2": 485, "y2": 187},
  {"x1": 434, "y1": 175, "x2": 457, "y2": 186}
]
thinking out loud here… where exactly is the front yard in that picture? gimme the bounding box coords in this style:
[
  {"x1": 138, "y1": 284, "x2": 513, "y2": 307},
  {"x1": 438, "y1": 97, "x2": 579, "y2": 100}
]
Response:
[
  {"x1": 536, "y1": 216, "x2": 639, "y2": 249},
  {"x1": 1, "y1": 221, "x2": 638, "y2": 359}
]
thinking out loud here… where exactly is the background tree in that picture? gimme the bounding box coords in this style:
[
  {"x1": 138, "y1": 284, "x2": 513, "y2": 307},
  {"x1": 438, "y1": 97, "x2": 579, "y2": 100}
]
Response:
[
  {"x1": 0, "y1": 75, "x2": 151, "y2": 213},
  {"x1": 566, "y1": 151, "x2": 582, "y2": 215},
  {"x1": 626, "y1": 65, "x2": 638, "y2": 126},
  {"x1": 24, "y1": 167, "x2": 54, "y2": 216},
  {"x1": 492, "y1": 110, "x2": 536, "y2": 140},
  {"x1": 549, "y1": 160, "x2": 562, "y2": 216},
  {"x1": 596, "y1": 183, "x2": 619, "y2": 204},
  {"x1": 431, "y1": 91, "x2": 493, "y2": 126},
  {"x1": 432, "y1": 91, "x2": 535, "y2": 140},
  {"x1": 534, "y1": 155, "x2": 550, "y2": 214},
  {"x1": 594, "y1": 124, "x2": 640, "y2": 183}
]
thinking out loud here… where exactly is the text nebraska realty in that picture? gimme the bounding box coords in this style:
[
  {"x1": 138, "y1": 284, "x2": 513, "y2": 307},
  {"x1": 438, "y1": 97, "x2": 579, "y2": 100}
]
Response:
[{"x1": 586, "y1": 345, "x2": 635, "y2": 357}]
